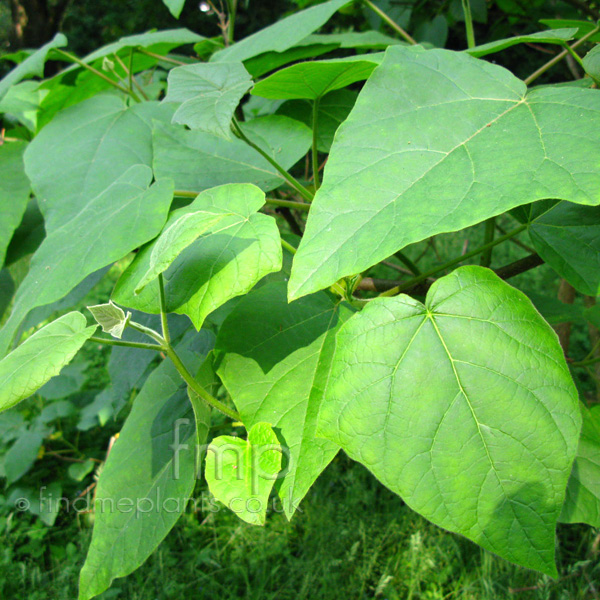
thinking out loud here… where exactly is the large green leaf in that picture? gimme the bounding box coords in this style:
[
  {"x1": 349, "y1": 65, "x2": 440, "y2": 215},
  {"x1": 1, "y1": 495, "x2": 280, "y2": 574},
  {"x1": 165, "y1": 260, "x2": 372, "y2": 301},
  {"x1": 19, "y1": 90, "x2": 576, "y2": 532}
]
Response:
[
  {"x1": 318, "y1": 266, "x2": 580, "y2": 575},
  {"x1": 216, "y1": 282, "x2": 352, "y2": 518},
  {"x1": 0, "y1": 312, "x2": 96, "y2": 413},
  {"x1": 0, "y1": 167, "x2": 173, "y2": 357},
  {"x1": 205, "y1": 422, "x2": 282, "y2": 525},
  {"x1": 561, "y1": 404, "x2": 600, "y2": 527},
  {"x1": 0, "y1": 33, "x2": 67, "y2": 101},
  {"x1": 211, "y1": 0, "x2": 350, "y2": 63},
  {"x1": 251, "y1": 54, "x2": 384, "y2": 100},
  {"x1": 289, "y1": 45, "x2": 600, "y2": 299},
  {"x1": 113, "y1": 184, "x2": 282, "y2": 330},
  {"x1": 466, "y1": 28, "x2": 576, "y2": 58},
  {"x1": 79, "y1": 351, "x2": 210, "y2": 600},
  {"x1": 164, "y1": 62, "x2": 253, "y2": 138},
  {"x1": 0, "y1": 141, "x2": 30, "y2": 267},
  {"x1": 526, "y1": 202, "x2": 600, "y2": 296},
  {"x1": 152, "y1": 115, "x2": 311, "y2": 192}
]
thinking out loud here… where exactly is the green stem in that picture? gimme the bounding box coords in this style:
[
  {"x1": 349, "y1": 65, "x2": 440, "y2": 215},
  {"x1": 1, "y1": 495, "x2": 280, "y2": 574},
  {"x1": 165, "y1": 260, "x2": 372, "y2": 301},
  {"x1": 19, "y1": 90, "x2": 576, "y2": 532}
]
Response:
[
  {"x1": 128, "y1": 321, "x2": 166, "y2": 346},
  {"x1": 88, "y1": 336, "x2": 163, "y2": 352},
  {"x1": 135, "y1": 47, "x2": 187, "y2": 66},
  {"x1": 281, "y1": 238, "x2": 297, "y2": 255},
  {"x1": 173, "y1": 189, "x2": 311, "y2": 212},
  {"x1": 461, "y1": 0, "x2": 476, "y2": 49},
  {"x1": 53, "y1": 49, "x2": 136, "y2": 98},
  {"x1": 571, "y1": 356, "x2": 600, "y2": 368},
  {"x1": 524, "y1": 25, "x2": 600, "y2": 85},
  {"x1": 227, "y1": 0, "x2": 237, "y2": 44},
  {"x1": 157, "y1": 274, "x2": 171, "y2": 345},
  {"x1": 164, "y1": 346, "x2": 241, "y2": 421},
  {"x1": 381, "y1": 224, "x2": 528, "y2": 297},
  {"x1": 312, "y1": 98, "x2": 321, "y2": 190},
  {"x1": 362, "y1": 0, "x2": 417, "y2": 45},
  {"x1": 231, "y1": 118, "x2": 314, "y2": 202},
  {"x1": 394, "y1": 250, "x2": 421, "y2": 276},
  {"x1": 480, "y1": 217, "x2": 496, "y2": 267},
  {"x1": 114, "y1": 52, "x2": 149, "y2": 101}
]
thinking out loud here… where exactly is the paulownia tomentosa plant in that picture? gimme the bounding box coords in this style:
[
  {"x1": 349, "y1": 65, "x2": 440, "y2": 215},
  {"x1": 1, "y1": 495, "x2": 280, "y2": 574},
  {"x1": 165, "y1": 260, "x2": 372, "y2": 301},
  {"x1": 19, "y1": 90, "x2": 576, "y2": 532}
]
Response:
[{"x1": 0, "y1": 0, "x2": 600, "y2": 597}]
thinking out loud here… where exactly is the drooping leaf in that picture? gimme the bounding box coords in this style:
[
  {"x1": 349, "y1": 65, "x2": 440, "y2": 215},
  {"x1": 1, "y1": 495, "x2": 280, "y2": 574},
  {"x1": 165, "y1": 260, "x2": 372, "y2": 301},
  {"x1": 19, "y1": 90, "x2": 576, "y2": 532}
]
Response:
[
  {"x1": 466, "y1": 28, "x2": 576, "y2": 58},
  {"x1": 87, "y1": 301, "x2": 132, "y2": 339},
  {"x1": 79, "y1": 351, "x2": 210, "y2": 600},
  {"x1": 277, "y1": 89, "x2": 357, "y2": 152},
  {"x1": 583, "y1": 46, "x2": 600, "y2": 82},
  {"x1": 289, "y1": 45, "x2": 600, "y2": 300},
  {"x1": 0, "y1": 167, "x2": 173, "y2": 357},
  {"x1": 211, "y1": 0, "x2": 351, "y2": 63},
  {"x1": 0, "y1": 33, "x2": 67, "y2": 101},
  {"x1": 164, "y1": 62, "x2": 253, "y2": 138},
  {"x1": 152, "y1": 115, "x2": 311, "y2": 192},
  {"x1": 561, "y1": 404, "x2": 600, "y2": 527},
  {"x1": 205, "y1": 422, "x2": 282, "y2": 525},
  {"x1": 134, "y1": 210, "x2": 229, "y2": 294},
  {"x1": 0, "y1": 312, "x2": 96, "y2": 413},
  {"x1": 251, "y1": 54, "x2": 384, "y2": 100},
  {"x1": 113, "y1": 184, "x2": 282, "y2": 330},
  {"x1": 162, "y1": 0, "x2": 186, "y2": 18},
  {"x1": 525, "y1": 202, "x2": 600, "y2": 296},
  {"x1": 216, "y1": 282, "x2": 352, "y2": 518},
  {"x1": 0, "y1": 141, "x2": 30, "y2": 267},
  {"x1": 318, "y1": 266, "x2": 581, "y2": 576}
]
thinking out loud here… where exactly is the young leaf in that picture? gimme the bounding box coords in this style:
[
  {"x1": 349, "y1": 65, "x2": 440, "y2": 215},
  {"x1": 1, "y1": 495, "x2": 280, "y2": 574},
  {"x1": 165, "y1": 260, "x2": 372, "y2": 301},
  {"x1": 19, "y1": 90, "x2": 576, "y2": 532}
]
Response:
[
  {"x1": 0, "y1": 33, "x2": 67, "y2": 100},
  {"x1": 318, "y1": 266, "x2": 581, "y2": 576},
  {"x1": 527, "y1": 202, "x2": 600, "y2": 296},
  {"x1": 164, "y1": 62, "x2": 253, "y2": 138},
  {"x1": 79, "y1": 351, "x2": 210, "y2": 600},
  {"x1": 152, "y1": 115, "x2": 311, "y2": 192},
  {"x1": 113, "y1": 184, "x2": 282, "y2": 330},
  {"x1": 289, "y1": 45, "x2": 600, "y2": 300},
  {"x1": 0, "y1": 312, "x2": 97, "y2": 413},
  {"x1": 561, "y1": 404, "x2": 600, "y2": 527},
  {"x1": 205, "y1": 422, "x2": 282, "y2": 526},
  {"x1": 0, "y1": 141, "x2": 30, "y2": 267},
  {"x1": 251, "y1": 54, "x2": 384, "y2": 100},
  {"x1": 0, "y1": 167, "x2": 173, "y2": 357},
  {"x1": 87, "y1": 301, "x2": 132, "y2": 339},
  {"x1": 211, "y1": 0, "x2": 351, "y2": 63},
  {"x1": 135, "y1": 210, "x2": 229, "y2": 294},
  {"x1": 215, "y1": 282, "x2": 353, "y2": 518}
]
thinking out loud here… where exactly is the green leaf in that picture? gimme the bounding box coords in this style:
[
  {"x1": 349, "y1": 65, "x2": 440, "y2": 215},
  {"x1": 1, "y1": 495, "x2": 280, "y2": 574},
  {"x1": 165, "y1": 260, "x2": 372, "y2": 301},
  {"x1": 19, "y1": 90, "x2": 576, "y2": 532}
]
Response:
[
  {"x1": 152, "y1": 115, "x2": 311, "y2": 192},
  {"x1": 0, "y1": 167, "x2": 173, "y2": 357},
  {"x1": 277, "y1": 89, "x2": 357, "y2": 153},
  {"x1": 9, "y1": 482, "x2": 63, "y2": 526},
  {"x1": 162, "y1": 0, "x2": 186, "y2": 18},
  {"x1": 0, "y1": 141, "x2": 30, "y2": 267},
  {"x1": 87, "y1": 301, "x2": 132, "y2": 339},
  {"x1": 251, "y1": 53, "x2": 384, "y2": 100},
  {"x1": 211, "y1": 0, "x2": 351, "y2": 63},
  {"x1": 68, "y1": 459, "x2": 96, "y2": 482},
  {"x1": 318, "y1": 266, "x2": 581, "y2": 576},
  {"x1": 113, "y1": 184, "x2": 282, "y2": 330},
  {"x1": 583, "y1": 46, "x2": 600, "y2": 82},
  {"x1": 205, "y1": 422, "x2": 282, "y2": 525},
  {"x1": 39, "y1": 362, "x2": 88, "y2": 400},
  {"x1": 525, "y1": 201, "x2": 600, "y2": 296},
  {"x1": 524, "y1": 291, "x2": 584, "y2": 326},
  {"x1": 4, "y1": 431, "x2": 43, "y2": 484},
  {"x1": 0, "y1": 312, "x2": 96, "y2": 413},
  {"x1": 0, "y1": 33, "x2": 67, "y2": 101},
  {"x1": 540, "y1": 19, "x2": 600, "y2": 43},
  {"x1": 560, "y1": 404, "x2": 600, "y2": 528},
  {"x1": 79, "y1": 351, "x2": 210, "y2": 600},
  {"x1": 164, "y1": 62, "x2": 253, "y2": 138},
  {"x1": 0, "y1": 269, "x2": 14, "y2": 321},
  {"x1": 466, "y1": 28, "x2": 576, "y2": 58},
  {"x1": 289, "y1": 46, "x2": 600, "y2": 300},
  {"x1": 216, "y1": 282, "x2": 352, "y2": 518},
  {"x1": 134, "y1": 210, "x2": 229, "y2": 294},
  {"x1": 0, "y1": 81, "x2": 46, "y2": 130}
]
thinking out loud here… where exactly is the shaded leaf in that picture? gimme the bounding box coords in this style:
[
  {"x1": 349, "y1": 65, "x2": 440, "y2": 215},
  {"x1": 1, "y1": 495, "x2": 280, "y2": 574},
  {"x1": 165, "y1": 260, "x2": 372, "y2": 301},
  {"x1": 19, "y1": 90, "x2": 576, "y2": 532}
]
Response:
[
  {"x1": 162, "y1": 0, "x2": 186, "y2": 18},
  {"x1": 583, "y1": 46, "x2": 600, "y2": 82},
  {"x1": 467, "y1": 28, "x2": 576, "y2": 58},
  {"x1": 319, "y1": 266, "x2": 580, "y2": 576},
  {"x1": 68, "y1": 459, "x2": 96, "y2": 482},
  {"x1": 290, "y1": 46, "x2": 600, "y2": 299},
  {"x1": 4, "y1": 431, "x2": 43, "y2": 484}
]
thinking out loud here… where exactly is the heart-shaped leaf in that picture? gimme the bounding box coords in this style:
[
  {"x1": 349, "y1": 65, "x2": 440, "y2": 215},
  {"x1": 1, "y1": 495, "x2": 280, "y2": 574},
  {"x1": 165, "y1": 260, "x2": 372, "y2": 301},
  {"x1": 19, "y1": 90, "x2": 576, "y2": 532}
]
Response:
[{"x1": 318, "y1": 266, "x2": 581, "y2": 576}]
